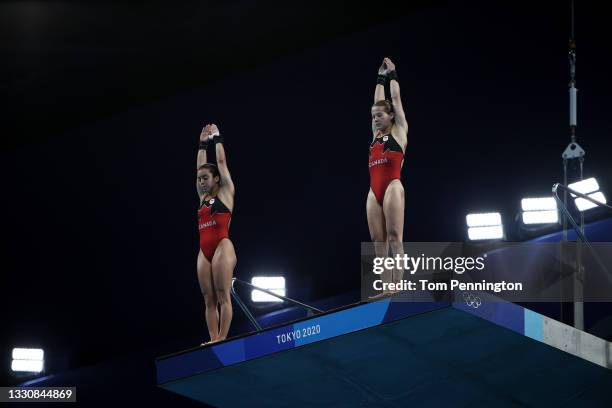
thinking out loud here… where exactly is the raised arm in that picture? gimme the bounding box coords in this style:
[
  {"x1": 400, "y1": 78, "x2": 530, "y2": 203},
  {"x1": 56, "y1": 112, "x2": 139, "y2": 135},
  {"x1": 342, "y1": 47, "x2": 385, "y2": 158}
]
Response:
[
  {"x1": 384, "y1": 57, "x2": 408, "y2": 133},
  {"x1": 210, "y1": 124, "x2": 235, "y2": 196},
  {"x1": 374, "y1": 60, "x2": 387, "y2": 103},
  {"x1": 372, "y1": 60, "x2": 388, "y2": 134},
  {"x1": 196, "y1": 124, "x2": 211, "y2": 200}
]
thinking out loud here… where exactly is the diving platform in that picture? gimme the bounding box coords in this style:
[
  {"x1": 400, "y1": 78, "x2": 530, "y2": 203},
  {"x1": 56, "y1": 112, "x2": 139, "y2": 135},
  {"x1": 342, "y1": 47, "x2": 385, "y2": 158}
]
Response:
[{"x1": 156, "y1": 295, "x2": 612, "y2": 407}]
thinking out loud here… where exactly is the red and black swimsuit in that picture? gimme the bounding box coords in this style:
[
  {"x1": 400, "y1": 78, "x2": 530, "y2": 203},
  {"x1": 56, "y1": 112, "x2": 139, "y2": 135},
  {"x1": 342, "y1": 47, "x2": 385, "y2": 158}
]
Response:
[
  {"x1": 198, "y1": 196, "x2": 232, "y2": 262},
  {"x1": 368, "y1": 133, "x2": 404, "y2": 205}
]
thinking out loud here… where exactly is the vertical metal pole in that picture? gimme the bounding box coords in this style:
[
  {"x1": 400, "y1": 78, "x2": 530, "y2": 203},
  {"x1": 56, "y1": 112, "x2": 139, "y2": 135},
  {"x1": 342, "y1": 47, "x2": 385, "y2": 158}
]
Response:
[
  {"x1": 563, "y1": 160, "x2": 568, "y2": 241},
  {"x1": 574, "y1": 158, "x2": 585, "y2": 330},
  {"x1": 231, "y1": 287, "x2": 263, "y2": 331},
  {"x1": 563, "y1": 0, "x2": 585, "y2": 330},
  {"x1": 561, "y1": 159, "x2": 568, "y2": 321}
]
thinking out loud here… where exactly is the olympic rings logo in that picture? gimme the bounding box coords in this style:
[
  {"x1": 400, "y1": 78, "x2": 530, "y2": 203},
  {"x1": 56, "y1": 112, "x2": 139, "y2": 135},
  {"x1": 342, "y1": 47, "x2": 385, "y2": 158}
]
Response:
[{"x1": 463, "y1": 292, "x2": 482, "y2": 308}]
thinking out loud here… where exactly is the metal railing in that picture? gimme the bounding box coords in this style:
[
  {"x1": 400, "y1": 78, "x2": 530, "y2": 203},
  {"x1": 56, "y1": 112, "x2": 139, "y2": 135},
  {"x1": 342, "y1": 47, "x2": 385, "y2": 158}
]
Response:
[
  {"x1": 552, "y1": 182, "x2": 612, "y2": 286},
  {"x1": 230, "y1": 278, "x2": 324, "y2": 332}
]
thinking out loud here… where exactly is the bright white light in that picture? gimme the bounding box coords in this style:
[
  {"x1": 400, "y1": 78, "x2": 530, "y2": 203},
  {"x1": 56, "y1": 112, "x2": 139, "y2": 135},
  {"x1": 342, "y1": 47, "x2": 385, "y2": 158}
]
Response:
[
  {"x1": 521, "y1": 197, "x2": 557, "y2": 211},
  {"x1": 11, "y1": 359, "x2": 44, "y2": 373},
  {"x1": 12, "y1": 348, "x2": 44, "y2": 361},
  {"x1": 569, "y1": 177, "x2": 600, "y2": 196},
  {"x1": 522, "y1": 210, "x2": 559, "y2": 224},
  {"x1": 575, "y1": 192, "x2": 607, "y2": 211},
  {"x1": 251, "y1": 276, "x2": 286, "y2": 302},
  {"x1": 11, "y1": 348, "x2": 44, "y2": 373},
  {"x1": 466, "y1": 212, "x2": 502, "y2": 227},
  {"x1": 467, "y1": 225, "x2": 504, "y2": 240}
]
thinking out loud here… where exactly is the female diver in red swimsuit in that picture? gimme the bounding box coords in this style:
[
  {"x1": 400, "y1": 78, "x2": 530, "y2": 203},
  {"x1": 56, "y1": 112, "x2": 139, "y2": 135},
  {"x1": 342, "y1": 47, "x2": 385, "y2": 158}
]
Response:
[
  {"x1": 196, "y1": 123, "x2": 236, "y2": 344},
  {"x1": 367, "y1": 57, "x2": 409, "y2": 295}
]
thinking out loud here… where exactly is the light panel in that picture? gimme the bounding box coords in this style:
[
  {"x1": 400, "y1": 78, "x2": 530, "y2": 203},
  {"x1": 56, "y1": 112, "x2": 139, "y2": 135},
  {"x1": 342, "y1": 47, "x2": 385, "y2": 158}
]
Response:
[
  {"x1": 522, "y1": 210, "x2": 559, "y2": 224},
  {"x1": 251, "y1": 276, "x2": 286, "y2": 303},
  {"x1": 466, "y1": 212, "x2": 502, "y2": 227},
  {"x1": 568, "y1": 177, "x2": 599, "y2": 196},
  {"x1": 575, "y1": 192, "x2": 607, "y2": 211},
  {"x1": 521, "y1": 197, "x2": 556, "y2": 211},
  {"x1": 467, "y1": 225, "x2": 504, "y2": 240}
]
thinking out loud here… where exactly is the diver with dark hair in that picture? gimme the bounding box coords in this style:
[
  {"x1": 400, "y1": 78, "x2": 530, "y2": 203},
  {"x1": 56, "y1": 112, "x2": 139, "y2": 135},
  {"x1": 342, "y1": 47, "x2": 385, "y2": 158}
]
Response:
[{"x1": 196, "y1": 123, "x2": 236, "y2": 344}]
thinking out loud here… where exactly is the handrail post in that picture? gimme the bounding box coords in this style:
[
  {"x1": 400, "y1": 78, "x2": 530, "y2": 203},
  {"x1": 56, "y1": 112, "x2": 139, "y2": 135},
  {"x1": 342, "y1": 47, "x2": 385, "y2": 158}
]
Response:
[
  {"x1": 552, "y1": 183, "x2": 612, "y2": 287},
  {"x1": 230, "y1": 280, "x2": 262, "y2": 331},
  {"x1": 233, "y1": 278, "x2": 324, "y2": 314},
  {"x1": 229, "y1": 278, "x2": 325, "y2": 333}
]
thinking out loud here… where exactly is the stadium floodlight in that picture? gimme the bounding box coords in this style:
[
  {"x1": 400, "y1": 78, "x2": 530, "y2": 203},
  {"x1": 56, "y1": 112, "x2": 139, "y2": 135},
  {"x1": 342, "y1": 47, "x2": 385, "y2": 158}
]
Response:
[
  {"x1": 251, "y1": 276, "x2": 286, "y2": 303},
  {"x1": 574, "y1": 191, "x2": 607, "y2": 211},
  {"x1": 11, "y1": 348, "x2": 44, "y2": 373},
  {"x1": 466, "y1": 212, "x2": 504, "y2": 240},
  {"x1": 521, "y1": 197, "x2": 557, "y2": 212},
  {"x1": 568, "y1": 178, "x2": 606, "y2": 212},
  {"x1": 521, "y1": 197, "x2": 559, "y2": 225},
  {"x1": 466, "y1": 212, "x2": 501, "y2": 227},
  {"x1": 568, "y1": 177, "x2": 599, "y2": 196}
]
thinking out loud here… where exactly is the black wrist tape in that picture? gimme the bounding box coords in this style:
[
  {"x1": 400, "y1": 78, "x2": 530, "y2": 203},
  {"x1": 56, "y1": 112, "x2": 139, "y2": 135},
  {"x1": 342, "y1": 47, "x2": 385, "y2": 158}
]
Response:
[
  {"x1": 212, "y1": 134, "x2": 224, "y2": 145},
  {"x1": 376, "y1": 74, "x2": 387, "y2": 85},
  {"x1": 388, "y1": 70, "x2": 398, "y2": 81}
]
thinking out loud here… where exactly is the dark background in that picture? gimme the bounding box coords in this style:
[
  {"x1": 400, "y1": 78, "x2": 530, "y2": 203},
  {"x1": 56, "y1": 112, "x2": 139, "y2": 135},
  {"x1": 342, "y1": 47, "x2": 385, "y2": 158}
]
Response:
[{"x1": 1, "y1": 0, "x2": 611, "y2": 387}]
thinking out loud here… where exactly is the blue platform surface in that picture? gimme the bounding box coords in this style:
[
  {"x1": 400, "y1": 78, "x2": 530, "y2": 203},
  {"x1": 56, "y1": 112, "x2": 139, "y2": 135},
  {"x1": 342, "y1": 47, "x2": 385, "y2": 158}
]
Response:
[
  {"x1": 156, "y1": 296, "x2": 612, "y2": 407},
  {"x1": 156, "y1": 300, "x2": 448, "y2": 384}
]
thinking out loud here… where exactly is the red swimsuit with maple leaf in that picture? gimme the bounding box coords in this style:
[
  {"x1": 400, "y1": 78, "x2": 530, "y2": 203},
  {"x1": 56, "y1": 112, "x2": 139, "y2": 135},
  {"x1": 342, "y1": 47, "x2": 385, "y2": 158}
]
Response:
[
  {"x1": 198, "y1": 196, "x2": 232, "y2": 262},
  {"x1": 368, "y1": 133, "x2": 404, "y2": 205}
]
